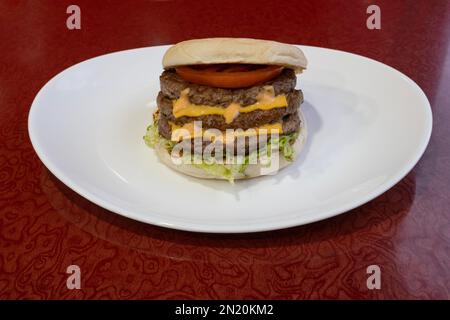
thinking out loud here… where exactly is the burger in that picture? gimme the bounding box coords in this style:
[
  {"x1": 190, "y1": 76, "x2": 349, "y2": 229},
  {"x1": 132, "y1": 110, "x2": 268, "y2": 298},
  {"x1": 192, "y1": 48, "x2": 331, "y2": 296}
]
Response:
[{"x1": 144, "y1": 38, "x2": 308, "y2": 182}]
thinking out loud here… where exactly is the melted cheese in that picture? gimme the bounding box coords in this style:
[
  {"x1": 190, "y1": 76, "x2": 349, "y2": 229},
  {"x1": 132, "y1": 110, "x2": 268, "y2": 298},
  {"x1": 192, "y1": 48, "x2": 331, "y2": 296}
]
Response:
[
  {"x1": 170, "y1": 122, "x2": 283, "y2": 142},
  {"x1": 172, "y1": 86, "x2": 288, "y2": 124}
]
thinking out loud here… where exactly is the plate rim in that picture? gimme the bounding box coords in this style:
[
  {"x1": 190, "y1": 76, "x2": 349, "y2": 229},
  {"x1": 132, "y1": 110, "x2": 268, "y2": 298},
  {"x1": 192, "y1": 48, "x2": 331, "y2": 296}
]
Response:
[{"x1": 28, "y1": 45, "x2": 433, "y2": 233}]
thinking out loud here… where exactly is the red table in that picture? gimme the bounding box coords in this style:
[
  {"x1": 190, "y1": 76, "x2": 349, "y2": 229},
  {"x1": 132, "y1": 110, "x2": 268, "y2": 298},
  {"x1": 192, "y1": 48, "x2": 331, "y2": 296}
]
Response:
[{"x1": 1, "y1": 0, "x2": 449, "y2": 299}]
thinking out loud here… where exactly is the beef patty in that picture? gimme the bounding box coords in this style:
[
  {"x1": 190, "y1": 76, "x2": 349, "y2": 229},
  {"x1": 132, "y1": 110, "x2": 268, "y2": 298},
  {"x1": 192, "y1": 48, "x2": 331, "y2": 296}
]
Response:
[
  {"x1": 157, "y1": 89, "x2": 303, "y2": 130},
  {"x1": 160, "y1": 68, "x2": 297, "y2": 106},
  {"x1": 158, "y1": 111, "x2": 300, "y2": 156},
  {"x1": 158, "y1": 111, "x2": 301, "y2": 141}
]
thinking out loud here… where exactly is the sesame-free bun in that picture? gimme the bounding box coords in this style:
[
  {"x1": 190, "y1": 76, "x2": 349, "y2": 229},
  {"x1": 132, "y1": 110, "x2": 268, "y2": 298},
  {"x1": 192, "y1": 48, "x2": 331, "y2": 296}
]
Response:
[
  {"x1": 155, "y1": 110, "x2": 307, "y2": 181},
  {"x1": 162, "y1": 38, "x2": 308, "y2": 73}
]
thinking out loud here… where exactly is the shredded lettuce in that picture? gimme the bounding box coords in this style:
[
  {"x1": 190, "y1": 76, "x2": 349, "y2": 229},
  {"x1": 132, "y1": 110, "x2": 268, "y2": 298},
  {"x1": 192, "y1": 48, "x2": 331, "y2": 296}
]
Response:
[
  {"x1": 143, "y1": 120, "x2": 299, "y2": 182},
  {"x1": 143, "y1": 122, "x2": 175, "y2": 151},
  {"x1": 192, "y1": 162, "x2": 244, "y2": 183},
  {"x1": 271, "y1": 131, "x2": 299, "y2": 161}
]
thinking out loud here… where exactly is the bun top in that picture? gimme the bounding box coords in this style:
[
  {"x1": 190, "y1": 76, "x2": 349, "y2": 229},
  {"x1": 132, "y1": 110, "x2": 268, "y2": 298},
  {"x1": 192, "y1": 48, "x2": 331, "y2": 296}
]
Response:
[{"x1": 162, "y1": 38, "x2": 308, "y2": 73}]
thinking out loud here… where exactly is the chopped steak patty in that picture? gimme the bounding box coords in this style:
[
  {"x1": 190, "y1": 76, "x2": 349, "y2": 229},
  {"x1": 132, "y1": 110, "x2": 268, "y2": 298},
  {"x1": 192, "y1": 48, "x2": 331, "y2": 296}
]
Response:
[
  {"x1": 158, "y1": 112, "x2": 300, "y2": 156},
  {"x1": 158, "y1": 111, "x2": 301, "y2": 141},
  {"x1": 160, "y1": 68, "x2": 297, "y2": 106},
  {"x1": 157, "y1": 89, "x2": 303, "y2": 130}
]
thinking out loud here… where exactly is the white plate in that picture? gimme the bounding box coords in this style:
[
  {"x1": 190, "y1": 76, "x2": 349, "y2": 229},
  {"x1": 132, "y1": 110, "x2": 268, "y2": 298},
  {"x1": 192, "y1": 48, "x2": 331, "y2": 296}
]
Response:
[{"x1": 28, "y1": 45, "x2": 432, "y2": 233}]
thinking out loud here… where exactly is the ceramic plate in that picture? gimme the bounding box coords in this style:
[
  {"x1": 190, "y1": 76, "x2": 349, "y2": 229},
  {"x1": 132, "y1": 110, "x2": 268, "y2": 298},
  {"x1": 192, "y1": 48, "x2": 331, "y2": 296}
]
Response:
[{"x1": 28, "y1": 45, "x2": 432, "y2": 233}]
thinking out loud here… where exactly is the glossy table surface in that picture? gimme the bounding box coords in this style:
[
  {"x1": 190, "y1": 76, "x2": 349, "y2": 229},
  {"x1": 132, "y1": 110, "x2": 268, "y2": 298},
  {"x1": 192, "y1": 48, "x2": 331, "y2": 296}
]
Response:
[{"x1": 1, "y1": 0, "x2": 449, "y2": 299}]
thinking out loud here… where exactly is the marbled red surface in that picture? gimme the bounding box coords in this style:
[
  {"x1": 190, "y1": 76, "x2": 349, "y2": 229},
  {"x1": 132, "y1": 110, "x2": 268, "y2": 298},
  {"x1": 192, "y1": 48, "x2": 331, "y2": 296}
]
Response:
[{"x1": 1, "y1": 0, "x2": 450, "y2": 299}]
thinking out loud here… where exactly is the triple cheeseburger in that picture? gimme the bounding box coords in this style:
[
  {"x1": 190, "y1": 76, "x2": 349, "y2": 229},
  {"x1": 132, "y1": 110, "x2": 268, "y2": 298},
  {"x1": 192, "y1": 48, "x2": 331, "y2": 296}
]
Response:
[{"x1": 144, "y1": 38, "x2": 308, "y2": 182}]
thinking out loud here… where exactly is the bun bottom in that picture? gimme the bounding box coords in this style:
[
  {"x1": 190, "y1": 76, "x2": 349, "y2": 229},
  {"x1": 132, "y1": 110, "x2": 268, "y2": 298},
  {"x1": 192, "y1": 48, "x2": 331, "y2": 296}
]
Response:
[{"x1": 155, "y1": 111, "x2": 307, "y2": 181}]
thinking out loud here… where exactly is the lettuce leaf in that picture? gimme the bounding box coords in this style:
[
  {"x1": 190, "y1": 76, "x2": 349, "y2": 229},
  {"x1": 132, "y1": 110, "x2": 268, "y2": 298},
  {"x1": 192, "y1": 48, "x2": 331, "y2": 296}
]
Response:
[
  {"x1": 143, "y1": 122, "x2": 175, "y2": 151},
  {"x1": 192, "y1": 162, "x2": 245, "y2": 183},
  {"x1": 271, "y1": 131, "x2": 299, "y2": 161}
]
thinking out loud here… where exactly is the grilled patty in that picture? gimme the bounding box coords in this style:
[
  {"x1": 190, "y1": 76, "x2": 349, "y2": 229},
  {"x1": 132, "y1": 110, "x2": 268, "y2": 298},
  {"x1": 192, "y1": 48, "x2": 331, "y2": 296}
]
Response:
[
  {"x1": 157, "y1": 89, "x2": 303, "y2": 130},
  {"x1": 160, "y1": 68, "x2": 297, "y2": 106},
  {"x1": 158, "y1": 110, "x2": 301, "y2": 141},
  {"x1": 158, "y1": 111, "x2": 300, "y2": 156}
]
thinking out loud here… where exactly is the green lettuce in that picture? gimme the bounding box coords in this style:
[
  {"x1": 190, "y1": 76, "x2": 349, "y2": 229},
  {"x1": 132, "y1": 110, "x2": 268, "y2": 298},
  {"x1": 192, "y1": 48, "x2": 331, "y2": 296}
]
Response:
[
  {"x1": 192, "y1": 161, "x2": 247, "y2": 183},
  {"x1": 143, "y1": 122, "x2": 175, "y2": 151},
  {"x1": 143, "y1": 121, "x2": 299, "y2": 183},
  {"x1": 271, "y1": 131, "x2": 299, "y2": 161}
]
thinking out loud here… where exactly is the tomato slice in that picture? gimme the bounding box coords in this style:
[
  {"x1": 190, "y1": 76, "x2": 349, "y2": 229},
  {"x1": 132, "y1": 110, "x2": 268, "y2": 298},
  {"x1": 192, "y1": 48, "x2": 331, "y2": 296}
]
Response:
[{"x1": 175, "y1": 64, "x2": 283, "y2": 89}]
